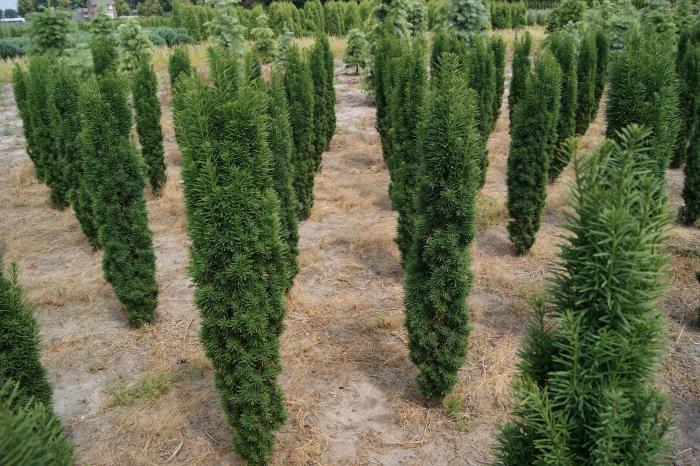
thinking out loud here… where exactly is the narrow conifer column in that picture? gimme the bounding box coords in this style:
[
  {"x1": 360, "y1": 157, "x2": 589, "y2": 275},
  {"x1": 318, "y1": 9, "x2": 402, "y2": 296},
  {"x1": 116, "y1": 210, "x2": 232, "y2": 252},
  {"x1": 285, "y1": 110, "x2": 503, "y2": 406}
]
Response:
[{"x1": 404, "y1": 55, "x2": 480, "y2": 401}]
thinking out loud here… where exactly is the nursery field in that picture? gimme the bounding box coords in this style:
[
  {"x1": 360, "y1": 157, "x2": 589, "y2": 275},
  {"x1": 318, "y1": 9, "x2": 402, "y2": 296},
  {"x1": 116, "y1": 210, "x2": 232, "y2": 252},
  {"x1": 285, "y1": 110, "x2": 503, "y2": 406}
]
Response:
[{"x1": 1, "y1": 41, "x2": 698, "y2": 465}]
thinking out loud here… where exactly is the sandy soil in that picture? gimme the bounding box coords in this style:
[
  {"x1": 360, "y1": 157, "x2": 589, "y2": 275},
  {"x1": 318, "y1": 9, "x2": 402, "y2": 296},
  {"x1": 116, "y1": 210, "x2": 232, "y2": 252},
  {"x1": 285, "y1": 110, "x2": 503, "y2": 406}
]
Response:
[{"x1": 0, "y1": 59, "x2": 698, "y2": 465}]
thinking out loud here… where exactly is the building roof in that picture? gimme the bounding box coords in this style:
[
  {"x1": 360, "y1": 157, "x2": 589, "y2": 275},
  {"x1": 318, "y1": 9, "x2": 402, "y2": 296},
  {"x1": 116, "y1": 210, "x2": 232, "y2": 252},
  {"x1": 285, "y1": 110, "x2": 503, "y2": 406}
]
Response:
[{"x1": 87, "y1": 0, "x2": 115, "y2": 6}]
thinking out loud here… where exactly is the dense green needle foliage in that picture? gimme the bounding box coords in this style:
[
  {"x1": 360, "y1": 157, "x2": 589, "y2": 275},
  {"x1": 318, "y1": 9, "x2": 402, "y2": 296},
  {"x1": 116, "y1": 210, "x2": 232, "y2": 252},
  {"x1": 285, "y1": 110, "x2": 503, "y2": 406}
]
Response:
[
  {"x1": 79, "y1": 74, "x2": 158, "y2": 327},
  {"x1": 491, "y1": 35, "x2": 506, "y2": 124},
  {"x1": 133, "y1": 59, "x2": 167, "y2": 195},
  {"x1": 267, "y1": 71, "x2": 300, "y2": 290},
  {"x1": 509, "y1": 32, "x2": 531, "y2": 122},
  {"x1": 90, "y1": 35, "x2": 118, "y2": 75},
  {"x1": 680, "y1": 91, "x2": 699, "y2": 225},
  {"x1": 575, "y1": 30, "x2": 598, "y2": 135},
  {"x1": 320, "y1": 33, "x2": 336, "y2": 148},
  {"x1": 284, "y1": 45, "x2": 316, "y2": 219},
  {"x1": 168, "y1": 47, "x2": 192, "y2": 88},
  {"x1": 388, "y1": 40, "x2": 427, "y2": 267},
  {"x1": 251, "y1": 14, "x2": 277, "y2": 64},
  {"x1": 11, "y1": 67, "x2": 35, "y2": 174},
  {"x1": 445, "y1": 0, "x2": 490, "y2": 45},
  {"x1": 606, "y1": 31, "x2": 680, "y2": 180},
  {"x1": 374, "y1": 33, "x2": 403, "y2": 161},
  {"x1": 404, "y1": 55, "x2": 480, "y2": 401},
  {"x1": 675, "y1": 24, "x2": 700, "y2": 167},
  {"x1": 468, "y1": 35, "x2": 496, "y2": 139},
  {"x1": 173, "y1": 67, "x2": 288, "y2": 466},
  {"x1": 593, "y1": 28, "x2": 609, "y2": 106},
  {"x1": 507, "y1": 52, "x2": 562, "y2": 255},
  {"x1": 497, "y1": 125, "x2": 671, "y2": 465},
  {"x1": 0, "y1": 261, "x2": 53, "y2": 407},
  {"x1": 309, "y1": 36, "x2": 330, "y2": 166},
  {"x1": 0, "y1": 382, "x2": 74, "y2": 466},
  {"x1": 28, "y1": 7, "x2": 71, "y2": 56},
  {"x1": 548, "y1": 31, "x2": 578, "y2": 182}
]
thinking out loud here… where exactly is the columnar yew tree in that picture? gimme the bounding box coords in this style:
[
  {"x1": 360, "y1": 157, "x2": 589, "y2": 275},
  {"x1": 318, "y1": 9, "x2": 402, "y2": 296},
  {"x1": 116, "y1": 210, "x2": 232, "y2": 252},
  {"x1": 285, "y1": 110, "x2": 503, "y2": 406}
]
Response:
[
  {"x1": 0, "y1": 260, "x2": 53, "y2": 407},
  {"x1": 467, "y1": 36, "x2": 496, "y2": 188},
  {"x1": 168, "y1": 47, "x2": 192, "y2": 88},
  {"x1": 575, "y1": 29, "x2": 598, "y2": 135},
  {"x1": 173, "y1": 70, "x2": 288, "y2": 466},
  {"x1": 79, "y1": 74, "x2": 158, "y2": 327},
  {"x1": 491, "y1": 35, "x2": 506, "y2": 124},
  {"x1": 309, "y1": 36, "x2": 330, "y2": 167},
  {"x1": 676, "y1": 25, "x2": 700, "y2": 167},
  {"x1": 90, "y1": 9, "x2": 117, "y2": 75},
  {"x1": 497, "y1": 125, "x2": 671, "y2": 465},
  {"x1": 548, "y1": 30, "x2": 577, "y2": 182},
  {"x1": 267, "y1": 71, "x2": 300, "y2": 290},
  {"x1": 133, "y1": 59, "x2": 167, "y2": 195},
  {"x1": 284, "y1": 45, "x2": 316, "y2": 219},
  {"x1": 509, "y1": 32, "x2": 531, "y2": 122},
  {"x1": 388, "y1": 40, "x2": 427, "y2": 267},
  {"x1": 593, "y1": 28, "x2": 609, "y2": 106},
  {"x1": 507, "y1": 52, "x2": 562, "y2": 255},
  {"x1": 680, "y1": 95, "x2": 699, "y2": 225},
  {"x1": 606, "y1": 31, "x2": 680, "y2": 180},
  {"x1": 320, "y1": 33, "x2": 336, "y2": 148},
  {"x1": 374, "y1": 32, "x2": 402, "y2": 161},
  {"x1": 404, "y1": 55, "x2": 480, "y2": 401}
]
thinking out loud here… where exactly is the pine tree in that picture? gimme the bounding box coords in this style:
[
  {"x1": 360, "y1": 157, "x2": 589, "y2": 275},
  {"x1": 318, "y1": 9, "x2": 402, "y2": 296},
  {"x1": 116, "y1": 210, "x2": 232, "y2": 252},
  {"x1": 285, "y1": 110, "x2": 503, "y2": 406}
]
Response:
[
  {"x1": 0, "y1": 383, "x2": 73, "y2": 466},
  {"x1": 267, "y1": 71, "x2": 300, "y2": 290},
  {"x1": 507, "y1": 52, "x2": 562, "y2": 255},
  {"x1": 168, "y1": 47, "x2": 192, "y2": 89},
  {"x1": 575, "y1": 29, "x2": 598, "y2": 135},
  {"x1": 404, "y1": 55, "x2": 480, "y2": 401},
  {"x1": 497, "y1": 125, "x2": 671, "y2": 465},
  {"x1": 548, "y1": 30, "x2": 578, "y2": 182},
  {"x1": 309, "y1": 36, "x2": 330, "y2": 167},
  {"x1": 345, "y1": 28, "x2": 369, "y2": 74},
  {"x1": 0, "y1": 260, "x2": 53, "y2": 407},
  {"x1": 491, "y1": 35, "x2": 506, "y2": 124},
  {"x1": 79, "y1": 74, "x2": 159, "y2": 327},
  {"x1": 509, "y1": 32, "x2": 531, "y2": 122},
  {"x1": 284, "y1": 46, "x2": 316, "y2": 219},
  {"x1": 133, "y1": 59, "x2": 167, "y2": 196},
  {"x1": 173, "y1": 70, "x2": 288, "y2": 466},
  {"x1": 680, "y1": 90, "x2": 699, "y2": 225},
  {"x1": 606, "y1": 31, "x2": 680, "y2": 180},
  {"x1": 389, "y1": 40, "x2": 427, "y2": 267}
]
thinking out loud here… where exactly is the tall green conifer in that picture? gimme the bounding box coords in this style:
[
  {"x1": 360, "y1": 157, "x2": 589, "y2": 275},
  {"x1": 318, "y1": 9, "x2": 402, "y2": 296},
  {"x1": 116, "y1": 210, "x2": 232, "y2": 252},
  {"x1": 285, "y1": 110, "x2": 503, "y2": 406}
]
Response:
[
  {"x1": 507, "y1": 52, "x2": 562, "y2": 255},
  {"x1": 404, "y1": 55, "x2": 480, "y2": 401},
  {"x1": 575, "y1": 30, "x2": 598, "y2": 135},
  {"x1": 389, "y1": 40, "x2": 427, "y2": 267},
  {"x1": 548, "y1": 31, "x2": 578, "y2": 182},
  {"x1": 509, "y1": 32, "x2": 531, "y2": 122},
  {"x1": 79, "y1": 74, "x2": 158, "y2": 327},
  {"x1": 133, "y1": 59, "x2": 167, "y2": 195},
  {"x1": 497, "y1": 125, "x2": 671, "y2": 465},
  {"x1": 173, "y1": 70, "x2": 288, "y2": 466},
  {"x1": 284, "y1": 46, "x2": 316, "y2": 219},
  {"x1": 168, "y1": 47, "x2": 192, "y2": 88},
  {"x1": 491, "y1": 35, "x2": 506, "y2": 124},
  {"x1": 309, "y1": 36, "x2": 330, "y2": 167},
  {"x1": 267, "y1": 71, "x2": 300, "y2": 289}
]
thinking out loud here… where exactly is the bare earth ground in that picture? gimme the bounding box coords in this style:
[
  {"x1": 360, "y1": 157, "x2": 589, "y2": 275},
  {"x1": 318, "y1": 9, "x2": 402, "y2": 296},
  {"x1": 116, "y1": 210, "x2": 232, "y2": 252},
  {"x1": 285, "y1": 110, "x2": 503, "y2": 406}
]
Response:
[{"x1": 0, "y1": 59, "x2": 698, "y2": 465}]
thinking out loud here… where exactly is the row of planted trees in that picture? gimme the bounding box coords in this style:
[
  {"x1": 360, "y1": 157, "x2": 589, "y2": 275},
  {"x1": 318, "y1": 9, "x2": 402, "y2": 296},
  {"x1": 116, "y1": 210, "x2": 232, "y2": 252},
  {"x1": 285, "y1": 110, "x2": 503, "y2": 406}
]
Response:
[
  {"x1": 13, "y1": 11, "x2": 164, "y2": 328},
  {"x1": 171, "y1": 33, "x2": 335, "y2": 465},
  {"x1": 374, "y1": 0, "x2": 697, "y2": 463}
]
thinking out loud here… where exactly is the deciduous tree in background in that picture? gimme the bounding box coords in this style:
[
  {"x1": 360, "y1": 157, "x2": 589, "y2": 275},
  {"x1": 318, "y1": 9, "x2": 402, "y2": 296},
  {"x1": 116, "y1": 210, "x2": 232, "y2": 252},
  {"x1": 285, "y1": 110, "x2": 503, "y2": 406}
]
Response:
[{"x1": 507, "y1": 52, "x2": 562, "y2": 255}]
